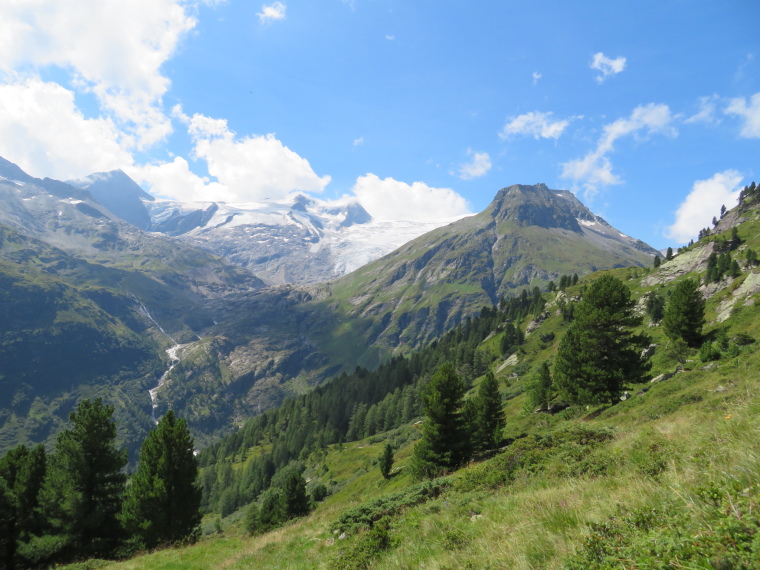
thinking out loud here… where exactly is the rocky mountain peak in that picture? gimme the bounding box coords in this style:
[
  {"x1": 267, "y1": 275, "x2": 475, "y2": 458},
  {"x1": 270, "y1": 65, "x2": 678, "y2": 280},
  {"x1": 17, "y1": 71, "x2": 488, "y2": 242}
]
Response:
[
  {"x1": 68, "y1": 169, "x2": 154, "y2": 229},
  {"x1": 487, "y1": 183, "x2": 583, "y2": 232}
]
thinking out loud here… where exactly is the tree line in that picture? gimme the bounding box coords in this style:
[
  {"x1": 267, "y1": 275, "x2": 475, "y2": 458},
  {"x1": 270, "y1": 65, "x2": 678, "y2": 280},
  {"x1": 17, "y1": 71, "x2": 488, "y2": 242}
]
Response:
[
  {"x1": 0, "y1": 400, "x2": 200, "y2": 569},
  {"x1": 194, "y1": 299, "x2": 534, "y2": 518}
]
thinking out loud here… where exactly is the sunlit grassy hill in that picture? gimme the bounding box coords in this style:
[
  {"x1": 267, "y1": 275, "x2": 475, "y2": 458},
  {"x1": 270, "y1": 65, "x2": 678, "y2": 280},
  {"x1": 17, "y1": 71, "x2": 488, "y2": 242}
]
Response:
[{"x1": 100, "y1": 193, "x2": 760, "y2": 569}]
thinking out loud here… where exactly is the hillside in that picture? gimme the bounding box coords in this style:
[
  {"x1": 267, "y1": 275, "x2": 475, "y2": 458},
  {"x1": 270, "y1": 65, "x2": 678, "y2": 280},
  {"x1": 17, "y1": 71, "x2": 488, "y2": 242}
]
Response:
[
  {"x1": 0, "y1": 165, "x2": 668, "y2": 455},
  {"x1": 314, "y1": 183, "x2": 658, "y2": 359},
  {"x1": 97, "y1": 181, "x2": 760, "y2": 568}
]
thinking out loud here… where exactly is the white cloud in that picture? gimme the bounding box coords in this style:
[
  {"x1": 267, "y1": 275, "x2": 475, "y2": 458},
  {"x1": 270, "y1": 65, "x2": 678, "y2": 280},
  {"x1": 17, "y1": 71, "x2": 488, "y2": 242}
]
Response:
[
  {"x1": 532, "y1": 71, "x2": 541, "y2": 85},
  {"x1": 385, "y1": 35, "x2": 395, "y2": 41},
  {"x1": 725, "y1": 92, "x2": 760, "y2": 138},
  {"x1": 561, "y1": 103, "x2": 675, "y2": 197},
  {"x1": 686, "y1": 95, "x2": 721, "y2": 125},
  {"x1": 499, "y1": 111, "x2": 571, "y2": 140},
  {"x1": 0, "y1": 0, "x2": 197, "y2": 148},
  {"x1": 258, "y1": 2, "x2": 286, "y2": 23},
  {"x1": 126, "y1": 156, "x2": 228, "y2": 202},
  {"x1": 456, "y1": 149, "x2": 491, "y2": 180},
  {"x1": 590, "y1": 52, "x2": 626, "y2": 83},
  {"x1": 353, "y1": 136, "x2": 364, "y2": 147},
  {"x1": 0, "y1": 78, "x2": 132, "y2": 179},
  {"x1": 133, "y1": 112, "x2": 330, "y2": 202},
  {"x1": 665, "y1": 170, "x2": 743, "y2": 243},
  {"x1": 351, "y1": 174, "x2": 471, "y2": 222}
]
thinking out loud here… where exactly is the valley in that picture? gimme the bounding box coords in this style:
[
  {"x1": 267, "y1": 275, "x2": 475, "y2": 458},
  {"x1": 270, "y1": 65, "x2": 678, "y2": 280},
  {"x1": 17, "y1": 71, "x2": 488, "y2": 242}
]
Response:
[{"x1": 2, "y1": 154, "x2": 760, "y2": 568}]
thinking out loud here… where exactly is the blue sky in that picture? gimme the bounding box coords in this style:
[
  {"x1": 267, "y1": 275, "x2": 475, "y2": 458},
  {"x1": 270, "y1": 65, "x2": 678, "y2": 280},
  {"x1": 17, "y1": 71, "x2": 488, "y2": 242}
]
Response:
[{"x1": 0, "y1": 1, "x2": 758, "y2": 248}]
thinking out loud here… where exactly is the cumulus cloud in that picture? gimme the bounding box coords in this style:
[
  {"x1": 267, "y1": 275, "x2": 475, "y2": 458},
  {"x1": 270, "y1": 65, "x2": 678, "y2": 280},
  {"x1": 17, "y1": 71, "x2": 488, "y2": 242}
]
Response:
[
  {"x1": 665, "y1": 171, "x2": 743, "y2": 243},
  {"x1": 0, "y1": 78, "x2": 132, "y2": 179},
  {"x1": 353, "y1": 136, "x2": 364, "y2": 146},
  {"x1": 126, "y1": 156, "x2": 228, "y2": 202},
  {"x1": 456, "y1": 149, "x2": 491, "y2": 180},
  {"x1": 725, "y1": 92, "x2": 760, "y2": 138},
  {"x1": 499, "y1": 111, "x2": 572, "y2": 140},
  {"x1": 0, "y1": 0, "x2": 197, "y2": 148},
  {"x1": 133, "y1": 111, "x2": 330, "y2": 202},
  {"x1": 590, "y1": 52, "x2": 626, "y2": 83},
  {"x1": 351, "y1": 174, "x2": 471, "y2": 222},
  {"x1": 532, "y1": 71, "x2": 542, "y2": 85},
  {"x1": 561, "y1": 103, "x2": 675, "y2": 197},
  {"x1": 258, "y1": 2, "x2": 286, "y2": 23}
]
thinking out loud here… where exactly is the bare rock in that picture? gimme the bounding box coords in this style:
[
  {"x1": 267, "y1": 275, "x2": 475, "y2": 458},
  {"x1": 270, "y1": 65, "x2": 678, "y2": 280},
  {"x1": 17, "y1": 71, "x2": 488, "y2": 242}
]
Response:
[
  {"x1": 651, "y1": 372, "x2": 675, "y2": 384},
  {"x1": 640, "y1": 344, "x2": 657, "y2": 359},
  {"x1": 716, "y1": 271, "x2": 760, "y2": 322},
  {"x1": 641, "y1": 242, "x2": 715, "y2": 286}
]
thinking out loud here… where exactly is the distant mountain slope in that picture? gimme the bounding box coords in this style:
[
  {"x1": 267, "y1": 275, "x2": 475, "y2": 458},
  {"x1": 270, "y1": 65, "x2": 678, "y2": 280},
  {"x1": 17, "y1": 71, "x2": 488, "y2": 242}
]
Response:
[
  {"x1": 68, "y1": 166, "x2": 462, "y2": 285},
  {"x1": 317, "y1": 183, "x2": 659, "y2": 355},
  {"x1": 142, "y1": 195, "x2": 462, "y2": 285},
  {"x1": 68, "y1": 169, "x2": 154, "y2": 230}
]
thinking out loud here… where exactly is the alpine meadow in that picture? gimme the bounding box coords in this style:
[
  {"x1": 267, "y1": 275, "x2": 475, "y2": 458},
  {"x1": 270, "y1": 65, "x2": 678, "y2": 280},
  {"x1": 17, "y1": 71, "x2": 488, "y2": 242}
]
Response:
[{"x1": 1, "y1": 2, "x2": 760, "y2": 569}]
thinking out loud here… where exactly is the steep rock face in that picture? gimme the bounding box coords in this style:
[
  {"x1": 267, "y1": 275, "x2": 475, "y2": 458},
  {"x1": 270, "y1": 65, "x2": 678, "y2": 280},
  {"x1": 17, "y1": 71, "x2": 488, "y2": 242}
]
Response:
[
  {"x1": 68, "y1": 170, "x2": 154, "y2": 230},
  {"x1": 318, "y1": 183, "x2": 660, "y2": 357}
]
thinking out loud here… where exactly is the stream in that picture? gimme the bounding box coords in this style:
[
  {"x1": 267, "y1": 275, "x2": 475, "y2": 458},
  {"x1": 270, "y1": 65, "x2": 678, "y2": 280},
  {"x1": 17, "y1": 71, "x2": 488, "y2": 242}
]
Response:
[
  {"x1": 149, "y1": 344, "x2": 185, "y2": 423},
  {"x1": 131, "y1": 295, "x2": 186, "y2": 424}
]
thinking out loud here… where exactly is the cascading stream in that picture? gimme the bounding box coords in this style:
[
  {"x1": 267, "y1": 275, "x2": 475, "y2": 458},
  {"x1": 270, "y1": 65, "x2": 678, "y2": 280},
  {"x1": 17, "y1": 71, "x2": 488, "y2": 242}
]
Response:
[{"x1": 130, "y1": 294, "x2": 186, "y2": 424}]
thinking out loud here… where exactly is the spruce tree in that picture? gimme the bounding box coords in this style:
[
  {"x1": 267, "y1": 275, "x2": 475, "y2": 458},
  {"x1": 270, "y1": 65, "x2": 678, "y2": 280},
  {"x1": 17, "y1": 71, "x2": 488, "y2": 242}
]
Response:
[
  {"x1": 662, "y1": 278, "x2": 705, "y2": 348},
  {"x1": 0, "y1": 444, "x2": 46, "y2": 570},
  {"x1": 410, "y1": 363, "x2": 469, "y2": 479},
  {"x1": 379, "y1": 443, "x2": 394, "y2": 479},
  {"x1": 554, "y1": 276, "x2": 649, "y2": 405},
  {"x1": 472, "y1": 371, "x2": 504, "y2": 451},
  {"x1": 121, "y1": 410, "x2": 201, "y2": 548},
  {"x1": 526, "y1": 362, "x2": 554, "y2": 412},
  {"x1": 36, "y1": 399, "x2": 127, "y2": 562},
  {"x1": 666, "y1": 247, "x2": 674, "y2": 261},
  {"x1": 282, "y1": 472, "x2": 309, "y2": 519},
  {"x1": 653, "y1": 256, "x2": 661, "y2": 268}
]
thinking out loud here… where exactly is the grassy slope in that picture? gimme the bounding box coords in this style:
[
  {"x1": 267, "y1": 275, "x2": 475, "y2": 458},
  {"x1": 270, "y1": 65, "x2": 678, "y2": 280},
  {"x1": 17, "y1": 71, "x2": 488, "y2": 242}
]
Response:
[{"x1": 103, "y1": 213, "x2": 760, "y2": 569}]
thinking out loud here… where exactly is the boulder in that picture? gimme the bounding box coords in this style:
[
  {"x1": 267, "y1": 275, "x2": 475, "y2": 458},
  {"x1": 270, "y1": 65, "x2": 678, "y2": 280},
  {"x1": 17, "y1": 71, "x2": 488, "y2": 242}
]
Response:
[
  {"x1": 640, "y1": 344, "x2": 657, "y2": 359},
  {"x1": 651, "y1": 372, "x2": 675, "y2": 384}
]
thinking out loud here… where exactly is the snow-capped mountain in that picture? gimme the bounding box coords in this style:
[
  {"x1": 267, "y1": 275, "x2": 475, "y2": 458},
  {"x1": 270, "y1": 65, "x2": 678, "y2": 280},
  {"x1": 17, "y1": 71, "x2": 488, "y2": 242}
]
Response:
[{"x1": 143, "y1": 194, "x2": 464, "y2": 285}]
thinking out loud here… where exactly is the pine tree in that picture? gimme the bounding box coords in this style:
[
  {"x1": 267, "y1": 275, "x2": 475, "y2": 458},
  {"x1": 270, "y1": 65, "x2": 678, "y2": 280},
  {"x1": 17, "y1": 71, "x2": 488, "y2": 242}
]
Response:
[
  {"x1": 653, "y1": 256, "x2": 661, "y2": 268},
  {"x1": 379, "y1": 444, "x2": 394, "y2": 479},
  {"x1": 472, "y1": 371, "x2": 504, "y2": 451},
  {"x1": 410, "y1": 363, "x2": 469, "y2": 479},
  {"x1": 281, "y1": 472, "x2": 309, "y2": 519},
  {"x1": 0, "y1": 444, "x2": 46, "y2": 570},
  {"x1": 645, "y1": 291, "x2": 666, "y2": 323},
  {"x1": 36, "y1": 399, "x2": 127, "y2": 562},
  {"x1": 526, "y1": 362, "x2": 554, "y2": 411},
  {"x1": 554, "y1": 276, "x2": 650, "y2": 405},
  {"x1": 662, "y1": 278, "x2": 705, "y2": 348},
  {"x1": 666, "y1": 247, "x2": 674, "y2": 261},
  {"x1": 121, "y1": 410, "x2": 201, "y2": 548}
]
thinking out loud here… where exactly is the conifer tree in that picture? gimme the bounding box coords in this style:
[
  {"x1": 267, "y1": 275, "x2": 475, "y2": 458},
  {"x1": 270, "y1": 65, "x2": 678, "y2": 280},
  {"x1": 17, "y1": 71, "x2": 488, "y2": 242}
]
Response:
[
  {"x1": 526, "y1": 362, "x2": 554, "y2": 412},
  {"x1": 662, "y1": 279, "x2": 705, "y2": 348},
  {"x1": 472, "y1": 371, "x2": 504, "y2": 451},
  {"x1": 653, "y1": 255, "x2": 661, "y2": 268},
  {"x1": 666, "y1": 247, "x2": 674, "y2": 261},
  {"x1": 379, "y1": 443, "x2": 394, "y2": 479},
  {"x1": 282, "y1": 472, "x2": 309, "y2": 519},
  {"x1": 554, "y1": 276, "x2": 649, "y2": 405},
  {"x1": 410, "y1": 363, "x2": 469, "y2": 479},
  {"x1": 121, "y1": 410, "x2": 201, "y2": 548},
  {"x1": 36, "y1": 399, "x2": 127, "y2": 562},
  {"x1": 0, "y1": 444, "x2": 46, "y2": 570}
]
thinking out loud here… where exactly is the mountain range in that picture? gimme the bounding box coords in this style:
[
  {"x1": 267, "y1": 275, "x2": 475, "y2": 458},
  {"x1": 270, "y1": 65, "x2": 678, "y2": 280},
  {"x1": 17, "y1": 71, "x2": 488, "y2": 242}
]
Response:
[{"x1": 0, "y1": 156, "x2": 659, "y2": 454}]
